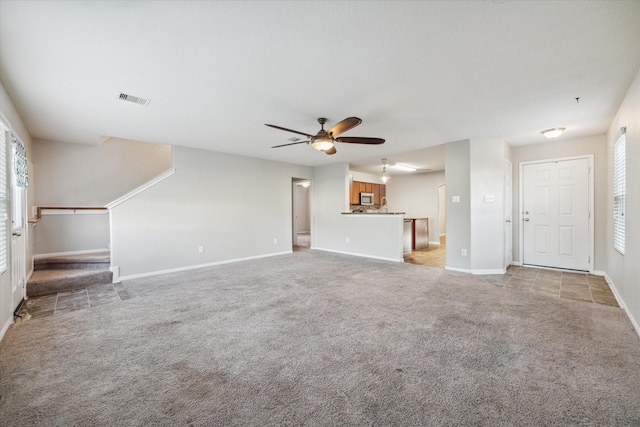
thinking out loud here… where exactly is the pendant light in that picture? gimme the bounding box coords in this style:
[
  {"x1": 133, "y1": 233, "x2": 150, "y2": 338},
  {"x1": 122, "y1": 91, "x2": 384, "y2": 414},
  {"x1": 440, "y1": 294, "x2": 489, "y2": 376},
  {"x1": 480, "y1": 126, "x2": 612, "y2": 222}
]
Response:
[{"x1": 381, "y1": 158, "x2": 389, "y2": 183}]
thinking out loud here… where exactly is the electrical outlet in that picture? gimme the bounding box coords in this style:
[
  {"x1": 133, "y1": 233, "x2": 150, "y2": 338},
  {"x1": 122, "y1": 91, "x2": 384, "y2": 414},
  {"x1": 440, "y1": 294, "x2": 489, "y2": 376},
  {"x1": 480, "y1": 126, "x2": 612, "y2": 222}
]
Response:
[
  {"x1": 461, "y1": 249, "x2": 467, "y2": 256},
  {"x1": 273, "y1": 238, "x2": 278, "y2": 244},
  {"x1": 198, "y1": 246, "x2": 204, "y2": 253}
]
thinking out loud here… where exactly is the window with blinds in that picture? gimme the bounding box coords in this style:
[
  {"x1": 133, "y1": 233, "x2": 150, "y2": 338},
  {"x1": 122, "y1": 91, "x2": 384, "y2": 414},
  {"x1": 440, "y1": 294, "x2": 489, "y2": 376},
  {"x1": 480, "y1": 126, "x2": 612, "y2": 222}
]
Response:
[
  {"x1": 613, "y1": 129, "x2": 626, "y2": 255},
  {"x1": 0, "y1": 120, "x2": 8, "y2": 273}
]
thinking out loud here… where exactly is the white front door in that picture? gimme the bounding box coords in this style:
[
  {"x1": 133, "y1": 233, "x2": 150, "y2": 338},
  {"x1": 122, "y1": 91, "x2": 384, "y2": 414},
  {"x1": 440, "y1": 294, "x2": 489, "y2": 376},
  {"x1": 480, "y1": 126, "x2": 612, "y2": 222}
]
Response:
[
  {"x1": 504, "y1": 160, "x2": 513, "y2": 268},
  {"x1": 522, "y1": 158, "x2": 590, "y2": 271},
  {"x1": 10, "y1": 142, "x2": 26, "y2": 307}
]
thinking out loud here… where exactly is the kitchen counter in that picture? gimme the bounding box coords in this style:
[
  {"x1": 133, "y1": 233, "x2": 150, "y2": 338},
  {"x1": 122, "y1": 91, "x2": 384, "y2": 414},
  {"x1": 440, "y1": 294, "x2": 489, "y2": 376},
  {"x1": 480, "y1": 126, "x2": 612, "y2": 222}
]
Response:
[{"x1": 342, "y1": 212, "x2": 406, "y2": 215}]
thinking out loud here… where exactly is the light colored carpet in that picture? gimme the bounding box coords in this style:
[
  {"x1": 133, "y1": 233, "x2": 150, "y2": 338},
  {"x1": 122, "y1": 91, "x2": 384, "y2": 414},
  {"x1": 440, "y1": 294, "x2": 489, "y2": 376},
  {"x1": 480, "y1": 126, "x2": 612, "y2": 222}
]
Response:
[{"x1": 1, "y1": 250, "x2": 639, "y2": 425}]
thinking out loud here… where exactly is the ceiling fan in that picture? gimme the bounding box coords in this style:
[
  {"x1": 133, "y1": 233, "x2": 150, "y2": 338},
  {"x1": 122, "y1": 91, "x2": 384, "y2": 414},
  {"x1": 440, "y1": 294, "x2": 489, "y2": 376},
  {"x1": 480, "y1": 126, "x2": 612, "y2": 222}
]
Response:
[{"x1": 266, "y1": 117, "x2": 384, "y2": 155}]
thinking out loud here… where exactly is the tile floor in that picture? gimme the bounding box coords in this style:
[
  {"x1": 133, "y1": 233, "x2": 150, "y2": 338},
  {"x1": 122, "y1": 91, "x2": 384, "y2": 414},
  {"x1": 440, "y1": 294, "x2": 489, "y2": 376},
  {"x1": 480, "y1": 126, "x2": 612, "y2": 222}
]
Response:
[
  {"x1": 15, "y1": 283, "x2": 131, "y2": 322},
  {"x1": 17, "y1": 241, "x2": 618, "y2": 323},
  {"x1": 405, "y1": 235, "x2": 618, "y2": 308},
  {"x1": 493, "y1": 265, "x2": 619, "y2": 307}
]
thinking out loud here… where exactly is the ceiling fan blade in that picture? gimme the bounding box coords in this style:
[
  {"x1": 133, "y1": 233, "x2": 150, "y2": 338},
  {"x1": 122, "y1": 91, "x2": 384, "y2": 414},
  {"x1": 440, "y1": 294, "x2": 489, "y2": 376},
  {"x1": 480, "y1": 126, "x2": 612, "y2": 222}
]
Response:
[
  {"x1": 324, "y1": 146, "x2": 337, "y2": 155},
  {"x1": 335, "y1": 136, "x2": 385, "y2": 145},
  {"x1": 265, "y1": 124, "x2": 314, "y2": 138},
  {"x1": 271, "y1": 141, "x2": 309, "y2": 148},
  {"x1": 327, "y1": 117, "x2": 362, "y2": 137}
]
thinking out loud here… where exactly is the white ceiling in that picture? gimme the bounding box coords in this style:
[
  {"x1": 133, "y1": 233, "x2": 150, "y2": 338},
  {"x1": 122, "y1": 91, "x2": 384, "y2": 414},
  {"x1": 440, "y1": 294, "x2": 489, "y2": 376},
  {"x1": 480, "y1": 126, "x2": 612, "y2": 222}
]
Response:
[{"x1": 1, "y1": 1, "x2": 639, "y2": 176}]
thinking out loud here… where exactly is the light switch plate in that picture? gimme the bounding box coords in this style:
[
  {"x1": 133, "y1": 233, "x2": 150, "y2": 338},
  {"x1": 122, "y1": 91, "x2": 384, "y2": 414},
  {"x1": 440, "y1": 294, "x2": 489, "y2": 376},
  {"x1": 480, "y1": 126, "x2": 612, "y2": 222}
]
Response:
[
  {"x1": 484, "y1": 194, "x2": 495, "y2": 203},
  {"x1": 452, "y1": 196, "x2": 460, "y2": 203}
]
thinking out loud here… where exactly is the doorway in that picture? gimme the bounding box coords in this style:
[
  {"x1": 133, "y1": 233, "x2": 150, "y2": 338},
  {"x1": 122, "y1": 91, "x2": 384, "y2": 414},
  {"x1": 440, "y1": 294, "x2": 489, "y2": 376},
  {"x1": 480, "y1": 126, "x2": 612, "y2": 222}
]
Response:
[
  {"x1": 292, "y1": 179, "x2": 311, "y2": 250},
  {"x1": 519, "y1": 156, "x2": 593, "y2": 271}
]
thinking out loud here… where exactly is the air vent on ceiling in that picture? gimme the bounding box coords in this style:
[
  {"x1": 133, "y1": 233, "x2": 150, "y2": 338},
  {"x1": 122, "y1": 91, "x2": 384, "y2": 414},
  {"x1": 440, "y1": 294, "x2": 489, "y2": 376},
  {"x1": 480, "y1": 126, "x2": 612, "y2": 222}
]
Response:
[
  {"x1": 288, "y1": 137, "x2": 301, "y2": 142},
  {"x1": 118, "y1": 92, "x2": 151, "y2": 106}
]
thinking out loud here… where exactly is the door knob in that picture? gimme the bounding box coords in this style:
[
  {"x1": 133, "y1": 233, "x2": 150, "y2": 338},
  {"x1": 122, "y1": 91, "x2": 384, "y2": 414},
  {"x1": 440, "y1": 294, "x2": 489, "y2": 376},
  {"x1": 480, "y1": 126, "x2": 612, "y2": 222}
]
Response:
[
  {"x1": 524, "y1": 218, "x2": 530, "y2": 222},
  {"x1": 506, "y1": 219, "x2": 511, "y2": 223}
]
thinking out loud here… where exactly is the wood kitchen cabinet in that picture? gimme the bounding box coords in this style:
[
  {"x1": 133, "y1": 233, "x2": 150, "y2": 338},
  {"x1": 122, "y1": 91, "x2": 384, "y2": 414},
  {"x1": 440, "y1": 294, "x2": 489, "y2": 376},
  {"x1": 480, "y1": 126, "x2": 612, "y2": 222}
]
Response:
[
  {"x1": 373, "y1": 184, "x2": 380, "y2": 205},
  {"x1": 349, "y1": 180, "x2": 386, "y2": 205},
  {"x1": 350, "y1": 179, "x2": 360, "y2": 205}
]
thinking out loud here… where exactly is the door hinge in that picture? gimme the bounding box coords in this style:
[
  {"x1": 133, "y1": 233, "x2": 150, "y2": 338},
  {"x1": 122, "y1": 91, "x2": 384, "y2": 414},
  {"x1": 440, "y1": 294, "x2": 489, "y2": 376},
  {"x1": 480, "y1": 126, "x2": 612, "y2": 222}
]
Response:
[{"x1": 588, "y1": 256, "x2": 591, "y2": 263}]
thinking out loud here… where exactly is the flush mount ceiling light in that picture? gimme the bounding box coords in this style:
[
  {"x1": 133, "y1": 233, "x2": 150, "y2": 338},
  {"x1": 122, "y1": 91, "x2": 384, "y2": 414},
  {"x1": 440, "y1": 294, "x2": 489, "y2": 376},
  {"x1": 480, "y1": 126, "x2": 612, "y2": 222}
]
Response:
[
  {"x1": 389, "y1": 163, "x2": 417, "y2": 172},
  {"x1": 381, "y1": 158, "x2": 389, "y2": 183},
  {"x1": 118, "y1": 92, "x2": 151, "y2": 106},
  {"x1": 541, "y1": 127, "x2": 565, "y2": 139}
]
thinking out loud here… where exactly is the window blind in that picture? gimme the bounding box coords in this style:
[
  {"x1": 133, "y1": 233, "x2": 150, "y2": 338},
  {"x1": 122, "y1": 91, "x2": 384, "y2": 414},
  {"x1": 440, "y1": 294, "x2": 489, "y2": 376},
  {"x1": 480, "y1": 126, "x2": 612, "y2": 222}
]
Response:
[
  {"x1": 11, "y1": 134, "x2": 28, "y2": 188},
  {"x1": 0, "y1": 120, "x2": 8, "y2": 273},
  {"x1": 613, "y1": 130, "x2": 626, "y2": 255}
]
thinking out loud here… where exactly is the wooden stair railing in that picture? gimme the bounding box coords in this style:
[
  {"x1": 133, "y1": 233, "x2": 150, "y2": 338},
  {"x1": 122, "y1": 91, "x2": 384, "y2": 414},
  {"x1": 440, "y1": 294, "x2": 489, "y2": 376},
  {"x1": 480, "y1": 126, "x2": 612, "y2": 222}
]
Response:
[{"x1": 28, "y1": 206, "x2": 108, "y2": 224}]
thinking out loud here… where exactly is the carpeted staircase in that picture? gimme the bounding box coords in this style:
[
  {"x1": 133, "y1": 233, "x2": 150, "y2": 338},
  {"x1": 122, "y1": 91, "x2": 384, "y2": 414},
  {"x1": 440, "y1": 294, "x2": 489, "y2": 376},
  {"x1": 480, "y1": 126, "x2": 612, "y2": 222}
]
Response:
[{"x1": 27, "y1": 252, "x2": 113, "y2": 297}]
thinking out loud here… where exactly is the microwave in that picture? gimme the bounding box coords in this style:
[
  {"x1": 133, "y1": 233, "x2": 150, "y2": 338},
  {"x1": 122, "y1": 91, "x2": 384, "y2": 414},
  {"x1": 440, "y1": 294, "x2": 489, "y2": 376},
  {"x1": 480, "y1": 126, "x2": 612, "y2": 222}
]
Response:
[{"x1": 360, "y1": 192, "x2": 374, "y2": 206}]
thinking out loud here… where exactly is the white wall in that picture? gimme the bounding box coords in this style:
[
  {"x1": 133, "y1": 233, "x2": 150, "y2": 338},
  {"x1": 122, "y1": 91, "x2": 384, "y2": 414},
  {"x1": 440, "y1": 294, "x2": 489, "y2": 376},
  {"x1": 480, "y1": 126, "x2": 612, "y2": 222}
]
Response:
[
  {"x1": 31, "y1": 137, "x2": 172, "y2": 255},
  {"x1": 470, "y1": 139, "x2": 508, "y2": 272},
  {"x1": 445, "y1": 140, "x2": 471, "y2": 270},
  {"x1": 511, "y1": 134, "x2": 607, "y2": 271},
  {"x1": 606, "y1": 68, "x2": 640, "y2": 336},
  {"x1": 314, "y1": 163, "x2": 403, "y2": 262},
  {"x1": 445, "y1": 139, "x2": 509, "y2": 273},
  {"x1": 385, "y1": 170, "x2": 445, "y2": 243},
  {"x1": 0, "y1": 80, "x2": 33, "y2": 339},
  {"x1": 294, "y1": 184, "x2": 310, "y2": 232},
  {"x1": 110, "y1": 146, "x2": 312, "y2": 279},
  {"x1": 33, "y1": 137, "x2": 172, "y2": 205}
]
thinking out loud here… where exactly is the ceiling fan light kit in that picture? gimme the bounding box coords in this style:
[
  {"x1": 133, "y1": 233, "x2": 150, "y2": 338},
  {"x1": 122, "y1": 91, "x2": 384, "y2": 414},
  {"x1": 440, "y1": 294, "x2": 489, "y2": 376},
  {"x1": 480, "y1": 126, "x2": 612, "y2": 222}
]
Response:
[
  {"x1": 541, "y1": 127, "x2": 565, "y2": 139},
  {"x1": 266, "y1": 117, "x2": 384, "y2": 155}
]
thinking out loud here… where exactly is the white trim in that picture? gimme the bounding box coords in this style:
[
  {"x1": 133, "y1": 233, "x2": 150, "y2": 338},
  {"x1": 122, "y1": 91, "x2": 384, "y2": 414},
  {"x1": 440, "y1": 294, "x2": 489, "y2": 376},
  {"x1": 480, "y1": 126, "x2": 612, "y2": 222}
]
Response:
[
  {"x1": 106, "y1": 168, "x2": 176, "y2": 209},
  {"x1": 511, "y1": 261, "x2": 523, "y2": 266},
  {"x1": 605, "y1": 273, "x2": 640, "y2": 339},
  {"x1": 0, "y1": 316, "x2": 13, "y2": 343},
  {"x1": 117, "y1": 251, "x2": 292, "y2": 281},
  {"x1": 33, "y1": 248, "x2": 109, "y2": 260},
  {"x1": 444, "y1": 266, "x2": 506, "y2": 275},
  {"x1": 518, "y1": 154, "x2": 594, "y2": 272},
  {"x1": 471, "y1": 268, "x2": 506, "y2": 275},
  {"x1": 445, "y1": 266, "x2": 472, "y2": 274},
  {"x1": 428, "y1": 241, "x2": 441, "y2": 247},
  {"x1": 313, "y1": 247, "x2": 403, "y2": 263},
  {"x1": 40, "y1": 209, "x2": 108, "y2": 216},
  {"x1": 110, "y1": 266, "x2": 120, "y2": 283}
]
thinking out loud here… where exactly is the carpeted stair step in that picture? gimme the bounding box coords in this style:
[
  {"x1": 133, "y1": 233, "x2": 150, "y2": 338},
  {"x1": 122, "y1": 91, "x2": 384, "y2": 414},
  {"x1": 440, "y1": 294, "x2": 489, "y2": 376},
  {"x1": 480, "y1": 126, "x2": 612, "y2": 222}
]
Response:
[
  {"x1": 27, "y1": 268, "x2": 113, "y2": 297},
  {"x1": 34, "y1": 252, "x2": 110, "y2": 271}
]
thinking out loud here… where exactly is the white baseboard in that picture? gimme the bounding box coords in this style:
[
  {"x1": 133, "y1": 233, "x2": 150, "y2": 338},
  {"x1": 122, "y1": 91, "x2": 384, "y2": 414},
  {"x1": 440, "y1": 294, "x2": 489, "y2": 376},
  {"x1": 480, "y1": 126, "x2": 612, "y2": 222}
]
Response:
[
  {"x1": 312, "y1": 247, "x2": 403, "y2": 263},
  {"x1": 110, "y1": 266, "x2": 120, "y2": 283},
  {"x1": 428, "y1": 241, "x2": 440, "y2": 247},
  {"x1": 117, "y1": 251, "x2": 293, "y2": 281},
  {"x1": 33, "y1": 248, "x2": 110, "y2": 260},
  {"x1": 605, "y1": 273, "x2": 640, "y2": 339},
  {"x1": 510, "y1": 261, "x2": 523, "y2": 266},
  {"x1": 445, "y1": 266, "x2": 505, "y2": 275},
  {"x1": 445, "y1": 266, "x2": 472, "y2": 274},
  {"x1": 0, "y1": 316, "x2": 13, "y2": 344}
]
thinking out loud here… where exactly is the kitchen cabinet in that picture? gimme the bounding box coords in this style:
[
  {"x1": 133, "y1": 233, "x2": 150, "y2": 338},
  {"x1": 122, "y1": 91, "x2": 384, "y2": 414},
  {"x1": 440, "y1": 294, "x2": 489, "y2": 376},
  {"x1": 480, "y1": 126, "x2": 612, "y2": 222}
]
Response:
[
  {"x1": 349, "y1": 180, "x2": 386, "y2": 205},
  {"x1": 350, "y1": 180, "x2": 360, "y2": 205}
]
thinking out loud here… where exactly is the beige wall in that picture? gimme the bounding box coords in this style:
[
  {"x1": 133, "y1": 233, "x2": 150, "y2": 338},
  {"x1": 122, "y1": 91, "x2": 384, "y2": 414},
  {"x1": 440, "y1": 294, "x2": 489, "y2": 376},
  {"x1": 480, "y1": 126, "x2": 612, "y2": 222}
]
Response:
[{"x1": 511, "y1": 135, "x2": 607, "y2": 271}]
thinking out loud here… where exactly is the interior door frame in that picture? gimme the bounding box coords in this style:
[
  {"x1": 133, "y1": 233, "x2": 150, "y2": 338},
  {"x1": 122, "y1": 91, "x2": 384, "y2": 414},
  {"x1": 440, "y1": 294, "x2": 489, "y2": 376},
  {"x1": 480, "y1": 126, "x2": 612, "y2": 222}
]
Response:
[{"x1": 518, "y1": 154, "x2": 594, "y2": 272}]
